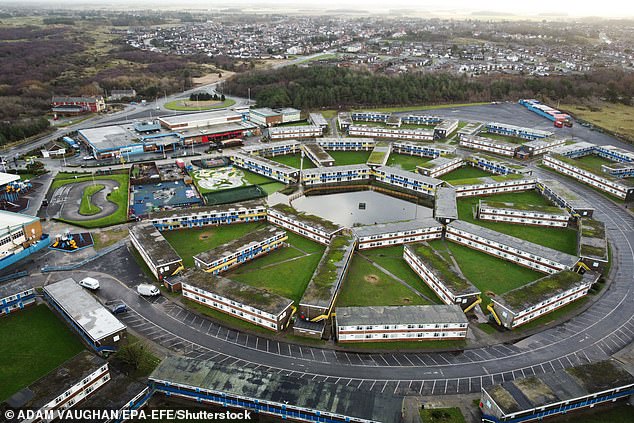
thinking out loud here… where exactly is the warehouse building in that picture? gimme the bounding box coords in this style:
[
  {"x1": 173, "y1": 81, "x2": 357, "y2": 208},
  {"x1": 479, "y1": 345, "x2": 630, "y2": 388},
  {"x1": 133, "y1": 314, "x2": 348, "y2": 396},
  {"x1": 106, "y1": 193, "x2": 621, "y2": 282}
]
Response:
[
  {"x1": 265, "y1": 125, "x2": 323, "y2": 140},
  {"x1": 485, "y1": 122, "x2": 553, "y2": 140},
  {"x1": 543, "y1": 154, "x2": 634, "y2": 201},
  {"x1": 158, "y1": 110, "x2": 243, "y2": 131},
  {"x1": 180, "y1": 271, "x2": 293, "y2": 331},
  {"x1": 302, "y1": 143, "x2": 335, "y2": 167},
  {"x1": 466, "y1": 154, "x2": 529, "y2": 176},
  {"x1": 0, "y1": 210, "x2": 49, "y2": 272},
  {"x1": 4, "y1": 351, "x2": 110, "y2": 418},
  {"x1": 149, "y1": 201, "x2": 267, "y2": 231},
  {"x1": 43, "y1": 278, "x2": 127, "y2": 353},
  {"x1": 578, "y1": 218, "x2": 608, "y2": 271},
  {"x1": 129, "y1": 223, "x2": 184, "y2": 280},
  {"x1": 302, "y1": 164, "x2": 371, "y2": 187},
  {"x1": 51, "y1": 95, "x2": 106, "y2": 114},
  {"x1": 296, "y1": 234, "x2": 356, "y2": 338},
  {"x1": 404, "y1": 243, "x2": 481, "y2": 311},
  {"x1": 0, "y1": 278, "x2": 36, "y2": 317},
  {"x1": 536, "y1": 180, "x2": 594, "y2": 218},
  {"x1": 372, "y1": 166, "x2": 443, "y2": 196},
  {"x1": 354, "y1": 219, "x2": 443, "y2": 250},
  {"x1": 434, "y1": 186, "x2": 458, "y2": 224},
  {"x1": 230, "y1": 152, "x2": 299, "y2": 184},
  {"x1": 267, "y1": 203, "x2": 343, "y2": 245},
  {"x1": 149, "y1": 356, "x2": 403, "y2": 423},
  {"x1": 193, "y1": 227, "x2": 286, "y2": 274},
  {"x1": 459, "y1": 135, "x2": 518, "y2": 157},
  {"x1": 477, "y1": 201, "x2": 570, "y2": 227},
  {"x1": 451, "y1": 175, "x2": 537, "y2": 198},
  {"x1": 417, "y1": 155, "x2": 464, "y2": 178},
  {"x1": 433, "y1": 119, "x2": 459, "y2": 139},
  {"x1": 335, "y1": 305, "x2": 468, "y2": 342},
  {"x1": 316, "y1": 137, "x2": 375, "y2": 151},
  {"x1": 489, "y1": 270, "x2": 598, "y2": 329},
  {"x1": 348, "y1": 125, "x2": 435, "y2": 141},
  {"x1": 241, "y1": 139, "x2": 301, "y2": 157},
  {"x1": 391, "y1": 142, "x2": 455, "y2": 158},
  {"x1": 445, "y1": 220, "x2": 579, "y2": 274},
  {"x1": 78, "y1": 124, "x2": 181, "y2": 159},
  {"x1": 480, "y1": 358, "x2": 634, "y2": 422}
]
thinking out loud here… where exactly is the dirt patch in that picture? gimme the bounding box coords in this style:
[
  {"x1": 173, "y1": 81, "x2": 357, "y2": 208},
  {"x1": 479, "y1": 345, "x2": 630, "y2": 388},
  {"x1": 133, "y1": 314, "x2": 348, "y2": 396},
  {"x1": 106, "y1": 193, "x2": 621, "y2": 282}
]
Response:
[
  {"x1": 198, "y1": 231, "x2": 213, "y2": 241},
  {"x1": 192, "y1": 70, "x2": 236, "y2": 86},
  {"x1": 403, "y1": 298, "x2": 411, "y2": 304},
  {"x1": 364, "y1": 274, "x2": 380, "y2": 284}
]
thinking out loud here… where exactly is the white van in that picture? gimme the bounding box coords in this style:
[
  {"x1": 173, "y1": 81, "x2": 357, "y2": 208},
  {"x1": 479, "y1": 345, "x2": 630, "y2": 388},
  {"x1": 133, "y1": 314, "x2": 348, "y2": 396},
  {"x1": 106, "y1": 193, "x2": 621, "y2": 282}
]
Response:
[
  {"x1": 137, "y1": 284, "x2": 160, "y2": 296},
  {"x1": 79, "y1": 277, "x2": 100, "y2": 290}
]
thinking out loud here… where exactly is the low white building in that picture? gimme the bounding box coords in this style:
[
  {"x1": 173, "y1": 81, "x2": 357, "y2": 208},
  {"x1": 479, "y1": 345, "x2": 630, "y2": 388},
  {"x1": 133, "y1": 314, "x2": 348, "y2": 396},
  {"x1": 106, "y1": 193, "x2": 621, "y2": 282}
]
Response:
[
  {"x1": 266, "y1": 125, "x2": 322, "y2": 140},
  {"x1": 316, "y1": 137, "x2": 375, "y2": 151},
  {"x1": 477, "y1": 201, "x2": 570, "y2": 227},
  {"x1": 241, "y1": 140, "x2": 300, "y2": 157},
  {"x1": 129, "y1": 223, "x2": 184, "y2": 280},
  {"x1": 467, "y1": 154, "x2": 529, "y2": 175},
  {"x1": 230, "y1": 153, "x2": 299, "y2": 184},
  {"x1": 372, "y1": 166, "x2": 442, "y2": 196},
  {"x1": 391, "y1": 142, "x2": 455, "y2": 158},
  {"x1": 445, "y1": 220, "x2": 579, "y2": 274},
  {"x1": 149, "y1": 201, "x2": 267, "y2": 231},
  {"x1": 267, "y1": 203, "x2": 343, "y2": 245},
  {"x1": 350, "y1": 111, "x2": 390, "y2": 123},
  {"x1": 451, "y1": 175, "x2": 537, "y2": 198},
  {"x1": 354, "y1": 219, "x2": 443, "y2": 250},
  {"x1": 348, "y1": 125, "x2": 435, "y2": 141},
  {"x1": 335, "y1": 305, "x2": 468, "y2": 343},
  {"x1": 519, "y1": 138, "x2": 567, "y2": 156},
  {"x1": 433, "y1": 119, "x2": 459, "y2": 139},
  {"x1": 0, "y1": 278, "x2": 36, "y2": 317},
  {"x1": 417, "y1": 156, "x2": 464, "y2": 178},
  {"x1": 536, "y1": 180, "x2": 594, "y2": 218},
  {"x1": 401, "y1": 114, "x2": 442, "y2": 126},
  {"x1": 490, "y1": 271, "x2": 598, "y2": 329},
  {"x1": 302, "y1": 164, "x2": 371, "y2": 186},
  {"x1": 459, "y1": 135, "x2": 518, "y2": 157},
  {"x1": 302, "y1": 143, "x2": 335, "y2": 167},
  {"x1": 485, "y1": 122, "x2": 553, "y2": 140}
]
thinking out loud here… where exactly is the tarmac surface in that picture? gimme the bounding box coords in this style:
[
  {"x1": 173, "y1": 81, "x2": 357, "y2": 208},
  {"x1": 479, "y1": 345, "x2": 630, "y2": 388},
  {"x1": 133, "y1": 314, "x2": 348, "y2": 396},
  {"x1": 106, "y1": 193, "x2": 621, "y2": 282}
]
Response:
[{"x1": 49, "y1": 179, "x2": 120, "y2": 221}]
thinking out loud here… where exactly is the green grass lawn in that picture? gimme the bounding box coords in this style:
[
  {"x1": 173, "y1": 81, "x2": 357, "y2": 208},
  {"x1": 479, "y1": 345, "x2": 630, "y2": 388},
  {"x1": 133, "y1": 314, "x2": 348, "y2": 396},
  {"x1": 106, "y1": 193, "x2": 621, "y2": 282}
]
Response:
[
  {"x1": 440, "y1": 166, "x2": 492, "y2": 181},
  {"x1": 164, "y1": 98, "x2": 236, "y2": 111},
  {"x1": 241, "y1": 169, "x2": 278, "y2": 185},
  {"x1": 428, "y1": 240, "x2": 542, "y2": 295},
  {"x1": 269, "y1": 154, "x2": 316, "y2": 170},
  {"x1": 162, "y1": 221, "x2": 268, "y2": 267},
  {"x1": 360, "y1": 246, "x2": 443, "y2": 303},
  {"x1": 419, "y1": 407, "x2": 466, "y2": 423},
  {"x1": 329, "y1": 150, "x2": 372, "y2": 165},
  {"x1": 386, "y1": 153, "x2": 433, "y2": 171},
  {"x1": 0, "y1": 305, "x2": 85, "y2": 401},
  {"x1": 53, "y1": 172, "x2": 130, "y2": 228},
  {"x1": 480, "y1": 132, "x2": 525, "y2": 144},
  {"x1": 259, "y1": 182, "x2": 286, "y2": 194},
  {"x1": 79, "y1": 183, "x2": 104, "y2": 216},
  {"x1": 19, "y1": 173, "x2": 37, "y2": 181},
  {"x1": 337, "y1": 254, "x2": 430, "y2": 307},
  {"x1": 456, "y1": 191, "x2": 579, "y2": 255},
  {"x1": 573, "y1": 154, "x2": 615, "y2": 173}
]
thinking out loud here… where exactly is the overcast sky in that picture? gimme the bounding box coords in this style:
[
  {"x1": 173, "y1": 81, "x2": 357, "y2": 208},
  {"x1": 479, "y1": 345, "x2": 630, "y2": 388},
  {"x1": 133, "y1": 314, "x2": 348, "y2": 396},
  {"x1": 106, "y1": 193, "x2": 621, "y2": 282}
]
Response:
[{"x1": 13, "y1": 0, "x2": 632, "y2": 18}]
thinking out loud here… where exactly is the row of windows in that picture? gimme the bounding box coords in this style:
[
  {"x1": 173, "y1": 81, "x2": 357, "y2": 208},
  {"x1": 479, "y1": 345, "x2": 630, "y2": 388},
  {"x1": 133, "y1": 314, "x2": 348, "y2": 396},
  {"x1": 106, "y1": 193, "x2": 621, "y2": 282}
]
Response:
[
  {"x1": 481, "y1": 209, "x2": 568, "y2": 219},
  {"x1": 481, "y1": 216, "x2": 568, "y2": 226},
  {"x1": 349, "y1": 322, "x2": 466, "y2": 331},
  {"x1": 343, "y1": 331, "x2": 467, "y2": 339},
  {"x1": 545, "y1": 160, "x2": 630, "y2": 197},
  {"x1": 190, "y1": 294, "x2": 277, "y2": 329},
  {"x1": 185, "y1": 289, "x2": 272, "y2": 319}
]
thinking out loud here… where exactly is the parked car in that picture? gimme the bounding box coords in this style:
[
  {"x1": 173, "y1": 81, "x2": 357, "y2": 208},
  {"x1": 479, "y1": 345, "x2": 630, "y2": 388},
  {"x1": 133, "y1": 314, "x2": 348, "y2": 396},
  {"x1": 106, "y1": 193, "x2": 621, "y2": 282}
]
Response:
[
  {"x1": 83, "y1": 156, "x2": 95, "y2": 161},
  {"x1": 137, "y1": 284, "x2": 160, "y2": 296},
  {"x1": 108, "y1": 302, "x2": 127, "y2": 314},
  {"x1": 79, "y1": 277, "x2": 100, "y2": 290}
]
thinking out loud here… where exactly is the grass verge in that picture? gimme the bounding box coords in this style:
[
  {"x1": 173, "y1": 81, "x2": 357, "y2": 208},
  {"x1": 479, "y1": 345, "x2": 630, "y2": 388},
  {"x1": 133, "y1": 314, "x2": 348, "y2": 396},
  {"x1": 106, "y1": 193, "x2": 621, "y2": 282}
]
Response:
[
  {"x1": 79, "y1": 183, "x2": 104, "y2": 216},
  {"x1": 328, "y1": 150, "x2": 372, "y2": 165},
  {"x1": 419, "y1": 407, "x2": 466, "y2": 423},
  {"x1": 163, "y1": 98, "x2": 236, "y2": 111}
]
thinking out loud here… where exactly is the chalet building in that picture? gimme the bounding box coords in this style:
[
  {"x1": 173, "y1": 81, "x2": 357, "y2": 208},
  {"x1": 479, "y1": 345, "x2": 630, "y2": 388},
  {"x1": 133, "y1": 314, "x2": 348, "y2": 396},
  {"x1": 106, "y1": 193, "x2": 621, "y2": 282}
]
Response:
[
  {"x1": 434, "y1": 186, "x2": 458, "y2": 224},
  {"x1": 477, "y1": 201, "x2": 570, "y2": 227},
  {"x1": 536, "y1": 180, "x2": 594, "y2": 218},
  {"x1": 348, "y1": 125, "x2": 435, "y2": 141},
  {"x1": 302, "y1": 143, "x2": 335, "y2": 167},
  {"x1": 308, "y1": 112, "x2": 328, "y2": 129},
  {"x1": 354, "y1": 219, "x2": 443, "y2": 250},
  {"x1": 416, "y1": 156, "x2": 464, "y2": 178},
  {"x1": 265, "y1": 125, "x2": 323, "y2": 140},
  {"x1": 148, "y1": 201, "x2": 267, "y2": 231},
  {"x1": 129, "y1": 223, "x2": 184, "y2": 280},
  {"x1": 241, "y1": 140, "x2": 300, "y2": 157},
  {"x1": 578, "y1": 218, "x2": 608, "y2": 271},
  {"x1": 267, "y1": 203, "x2": 343, "y2": 245},
  {"x1": 391, "y1": 142, "x2": 455, "y2": 158},
  {"x1": 0, "y1": 279, "x2": 36, "y2": 317},
  {"x1": 301, "y1": 164, "x2": 371, "y2": 187},
  {"x1": 350, "y1": 111, "x2": 390, "y2": 123},
  {"x1": 316, "y1": 137, "x2": 375, "y2": 151},
  {"x1": 459, "y1": 135, "x2": 518, "y2": 157},
  {"x1": 433, "y1": 119, "x2": 459, "y2": 139},
  {"x1": 467, "y1": 154, "x2": 530, "y2": 175},
  {"x1": 445, "y1": 220, "x2": 579, "y2": 274},
  {"x1": 230, "y1": 153, "x2": 299, "y2": 184},
  {"x1": 401, "y1": 114, "x2": 442, "y2": 126},
  {"x1": 518, "y1": 138, "x2": 566, "y2": 157},
  {"x1": 490, "y1": 270, "x2": 598, "y2": 329},
  {"x1": 335, "y1": 305, "x2": 468, "y2": 342},
  {"x1": 485, "y1": 122, "x2": 553, "y2": 140},
  {"x1": 451, "y1": 176, "x2": 537, "y2": 198},
  {"x1": 372, "y1": 166, "x2": 442, "y2": 197},
  {"x1": 180, "y1": 271, "x2": 293, "y2": 331}
]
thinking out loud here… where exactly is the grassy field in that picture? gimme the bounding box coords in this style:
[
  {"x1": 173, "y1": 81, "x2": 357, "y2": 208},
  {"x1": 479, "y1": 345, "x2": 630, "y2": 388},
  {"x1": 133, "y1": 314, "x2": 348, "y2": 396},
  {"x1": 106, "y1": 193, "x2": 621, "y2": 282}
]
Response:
[
  {"x1": 0, "y1": 305, "x2": 85, "y2": 401},
  {"x1": 328, "y1": 150, "x2": 372, "y2": 165},
  {"x1": 440, "y1": 166, "x2": 492, "y2": 181},
  {"x1": 337, "y1": 254, "x2": 430, "y2": 307},
  {"x1": 269, "y1": 154, "x2": 316, "y2": 169},
  {"x1": 79, "y1": 184, "x2": 105, "y2": 216},
  {"x1": 427, "y1": 240, "x2": 542, "y2": 295},
  {"x1": 164, "y1": 98, "x2": 236, "y2": 111},
  {"x1": 573, "y1": 154, "x2": 615, "y2": 173},
  {"x1": 228, "y1": 233, "x2": 326, "y2": 302},
  {"x1": 19, "y1": 173, "x2": 37, "y2": 181},
  {"x1": 93, "y1": 227, "x2": 129, "y2": 250},
  {"x1": 419, "y1": 407, "x2": 466, "y2": 423},
  {"x1": 162, "y1": 221, "x2": 268, "y2": 267},
  {"x1": 360, "y1": 246, "x2": 443, "y2": 303},
  {"x1": 562, "y1": 102, "x2": 634, "y2": 142},
  {"x1": 386, "y1": 154, "x2": 433, "y2": 171},
  {"x1": 456, "y1": 191, "x2": 579, "y2": 255},
  {"x1": 53, "y1": 172, "x2": 130, "y2": 228}
]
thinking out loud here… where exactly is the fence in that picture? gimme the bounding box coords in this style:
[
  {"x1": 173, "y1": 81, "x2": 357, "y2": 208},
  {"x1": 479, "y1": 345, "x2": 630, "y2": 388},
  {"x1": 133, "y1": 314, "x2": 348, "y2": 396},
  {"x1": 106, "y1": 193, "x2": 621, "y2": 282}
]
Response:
[{"x1": 41, "y1": 239, "x2": 127, "y2": 272}]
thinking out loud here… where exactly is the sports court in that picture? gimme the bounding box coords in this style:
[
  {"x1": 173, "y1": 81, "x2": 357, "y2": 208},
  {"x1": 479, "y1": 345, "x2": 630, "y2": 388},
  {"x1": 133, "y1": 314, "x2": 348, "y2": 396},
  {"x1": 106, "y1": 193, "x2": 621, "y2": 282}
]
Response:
[{"x1": 131, "y1": 180, "x2": 202, "y2": 216}]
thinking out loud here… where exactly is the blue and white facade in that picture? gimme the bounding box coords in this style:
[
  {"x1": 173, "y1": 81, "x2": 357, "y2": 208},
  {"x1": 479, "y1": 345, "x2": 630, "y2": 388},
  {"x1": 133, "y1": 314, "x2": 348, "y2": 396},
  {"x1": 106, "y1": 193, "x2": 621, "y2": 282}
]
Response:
[
  {"x1": 348, "y1": 125, "x2": 435, "y2": 141},
  {"x1": 266, "y1": 125, "x2": 323, "y2": 140},
  {"x1": 486, "y1": 122, "x2": 553, "y2": 140},
  {"x1": 459, "y1": 135, "x2": 518, "y2": 157},
  {"x1": 391, "y1": 142, "x2": 454, "y2": 158},
  {"x1": 149, "y1": 202, "x2": 267, "y2": 231},
  {"x1": 451, "y1": 177, "x2": 538, "y2": 198},
  {"x1": 417, "y1": 156, "x2": 464, "y2": 178},
  {"x1": 302, "y1": 164, "x2": 371, "y2": 186},
  {"x1": 354, "y1": 219, "x2": 443, "y2": 250},
  {"x1": 372, "y1": 166, "x2": 442, "y2": 196},
  {"x1": 467, "y1": 155, "x2": 528, "y2": 175},
  {"x1": 351, "y1": 111, "x2": 390, "y2": 123},
  {"x1": 0, "y1": 279, "x2": 35, "y2": 316},
  {"x1": 241, "y1": 140, "x2": 300, "y2": 157},
  {"x1": 401, "y1": 115, "x2": 442, "y2": 126},
  {"x1": 230, "y1": 153, "x2": 299, "y2": 184},
  {"x1": 316, "y1": 137, "x2": 375, "y2": 151}
]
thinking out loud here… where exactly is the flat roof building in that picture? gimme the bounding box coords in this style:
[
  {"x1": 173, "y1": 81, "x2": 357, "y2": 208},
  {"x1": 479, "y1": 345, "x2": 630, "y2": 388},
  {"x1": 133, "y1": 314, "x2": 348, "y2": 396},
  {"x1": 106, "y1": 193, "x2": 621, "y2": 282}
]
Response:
[
  {"x1": 0, "y1": 278, "x2": 36, "y2": 317},
  {"x1": 43, "y1": 278, "x2": 127, "y2": 352},
  {"x1": 267, "y1": 203, "x2": 342, "y2": 245},
  {"x1": 230, "y1": 152, "x2": 299, "y2": 184},
  {"x1": 486, "y1": 122, "x2": 553, "y2": 140},
  {"x1": 433, "y1": 119, "x2": 459, "y2": 139},
  {"x1": 348, "y1": 125, "x2": 435, "y2": 141},
  {"x1": 336, "y1": 305, "x2": 468, "y2": 343},
  {"x1": 434, "y1": 186, "x2": 458, "y2": 223},
  {"x1": 477, "y1": 201, "x2": 570, "y2": 228},
  {"x1": 308, "y1": 112, "x2": 328, "y2": 128},
  {"x1": 129, "y1": 223, "x2": 184, "y2": 281},
  {"x1": 158, "y1": 110, "x2": 242, "y2": 131},
  {"x1": 302, "y1": 143, "x2": 335, "y2": 167},
  {"x1": 0, "y1": 210, "x2": 48, "y2": 272},
  {"x1": 578, "y1": 218, "x2": 608, "y2": 270},
  {"x1": 366, "y1": 143, "x2": 391, "y2": 167},
  {"x1": 354, "y1": 219, "x2": 443, "y2": 250},
  {"x1": 316, "y1": 137, "x2": 375, "y2": 151},
  {"x1": 180, "y1": 271, "x2": 293, "y2": 331},
  {"x1": 241, "y1": 140, "x2": 300, "y2": 157},
  {"x1": 459, "y1": 134, "x2": 518, "y2": 157},
  {"x1": 149, "y1": 201, "x2": 267, "y2": 231},
  {"x1": 391, "y1": 142, "x2": 455, "y2": 158},
  {"x1": 466, "y1": 154, "x2": 529, "y2": 176},
  {"x1": 302, "y1": 164, "x2": 372, "y2": 187},
  {"x1": 450, "y1": 174, "x2": 537, "y2": 198},
  {"x1": 417, "y1": 155, "x2": 464, "y2": 178},
  {"x1": 266, "y1": 125, "x2": 323, "y2": 140},
  {"x1": 372, "y1": 166, "x2": 443, "y2": 197},
  {"x1": 536, "y1": 179, "x2": 594, "y2": 219}
]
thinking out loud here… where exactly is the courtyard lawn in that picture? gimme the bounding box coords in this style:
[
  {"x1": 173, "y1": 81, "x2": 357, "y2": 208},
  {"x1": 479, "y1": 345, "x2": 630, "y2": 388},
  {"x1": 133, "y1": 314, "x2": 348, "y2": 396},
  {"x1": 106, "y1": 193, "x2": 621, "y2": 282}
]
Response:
[
  {"x1": 573, "y1": 154, "x2": 615, "y2": 173},
  {"x1": 162, "y1": 221, "x2": 268, "y2": 268},
  {"x1": 337, "y1": 254, "x2": 431, "y2": 307},
  {"x1": 386, "y1": 153, "x2": 433, "y2": 172},
  {"x1": 269, "y1": 154, "x2": 316, "y2": 170},
  {"x1": 439, "y1": 166, "x2": 492, "y2": 181},
  {"x1": 419, "y1": 407, "x2": 466, "y2": 423},
  {"x1": 427, "y1": 240, "x2": 542, "y2": 295},
  {"x1": 360, "y1": 246, "x2": 443, "y2": 303},
  {"x1": 241, "y1": 169, "x2": 279, "y2": 185},
  {"x1": 78, "y1": 184, "x2": 104, "y2": 216},
  {"x1": 0, "y1": 305, "x2": 85, "y2": 401},
  {"x1": 259, "y1": 182, "x2": 286, "y2": 195},
  {"x1": 53, "y1": 172, "x2": 130, "y2": 228},
  {"x1": 329, "y1": 150, "x2": 372, "y2": 166},
  {"x1": 480, "y1": 132, "x2": 525, "y2": 144},
  {"x1": 456, "y1": 191, "x2": 579, "y2": 255}
]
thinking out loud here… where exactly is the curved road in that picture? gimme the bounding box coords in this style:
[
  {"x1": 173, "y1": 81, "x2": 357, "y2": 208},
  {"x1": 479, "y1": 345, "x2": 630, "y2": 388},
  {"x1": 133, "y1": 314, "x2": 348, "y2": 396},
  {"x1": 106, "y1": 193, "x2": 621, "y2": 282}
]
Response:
[
  {"x1": 51, "y1": 179, "x2": 121, "y2": 221},
  {"x1": 79, "y1": 169, "x2": 634, "y2": 397}
]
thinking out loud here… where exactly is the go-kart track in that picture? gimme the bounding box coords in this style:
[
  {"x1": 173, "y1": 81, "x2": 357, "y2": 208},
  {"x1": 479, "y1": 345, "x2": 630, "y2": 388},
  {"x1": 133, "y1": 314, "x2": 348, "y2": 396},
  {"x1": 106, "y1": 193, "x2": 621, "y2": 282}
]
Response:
[
  {"x1": 49, "y1": 179, "x2": 120, "y2": 221},
  {"x1": 84, "y1": 169, "x2": 634, "y2": 397}
]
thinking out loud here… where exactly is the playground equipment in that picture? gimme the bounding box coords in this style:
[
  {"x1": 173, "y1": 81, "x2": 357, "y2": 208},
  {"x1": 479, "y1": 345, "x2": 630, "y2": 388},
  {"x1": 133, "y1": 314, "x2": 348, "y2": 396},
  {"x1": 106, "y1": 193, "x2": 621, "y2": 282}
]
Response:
[{"x1": 52, "y1": 230, "x2": 79, "y2": 250}]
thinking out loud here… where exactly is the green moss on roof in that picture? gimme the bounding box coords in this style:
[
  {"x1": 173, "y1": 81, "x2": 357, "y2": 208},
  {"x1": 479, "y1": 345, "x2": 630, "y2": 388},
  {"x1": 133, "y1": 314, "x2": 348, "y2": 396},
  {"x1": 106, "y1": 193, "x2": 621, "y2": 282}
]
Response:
[
  {"x1": 368, "y1": 151, "x2": 387, "y2": 163},
  {"x1": 491, "y1": 173, "x2": 524, "y2": 182},
  {"x1": 566, "y1": 361, "x2": 634, "y2": 393},
  {"x1": 580, "y1": 219, "x2": 605, "y2": 239},
  {"x1": 580, "y1": 245, "x2": 607, "y2": 258},
  {"x1": 304, "y1": 234, "x2": 355, "y2": 301},
  {"x1": 500, "y1": 271, "x2": 583, "y2": 310},
  {"x1": 411, "y1": 243, "x2": 475, "y2": 294},
  {"x1": 271, "y1": 203, "x2": 340, "y2": 231}
]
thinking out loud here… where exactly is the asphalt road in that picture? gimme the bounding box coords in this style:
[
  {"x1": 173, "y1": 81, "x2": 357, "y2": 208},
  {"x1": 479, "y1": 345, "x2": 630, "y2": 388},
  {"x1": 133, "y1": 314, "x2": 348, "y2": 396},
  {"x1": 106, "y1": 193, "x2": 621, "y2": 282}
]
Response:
[{"x1": 50, "y1": 179, "x2": 120, "y2": 221}]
